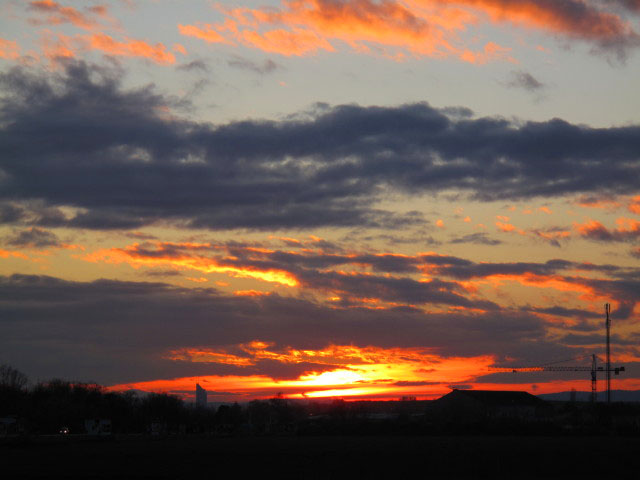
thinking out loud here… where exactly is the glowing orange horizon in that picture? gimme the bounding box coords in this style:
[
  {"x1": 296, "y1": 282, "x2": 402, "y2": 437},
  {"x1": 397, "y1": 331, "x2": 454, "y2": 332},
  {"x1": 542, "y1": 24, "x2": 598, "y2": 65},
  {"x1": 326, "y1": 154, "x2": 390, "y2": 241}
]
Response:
[
  {"x1": 109, "y1": 374, "x2": 640, "y2": 403},
  {"x1": 106, "y1": 340, "x2": 640, "y2": 402}
]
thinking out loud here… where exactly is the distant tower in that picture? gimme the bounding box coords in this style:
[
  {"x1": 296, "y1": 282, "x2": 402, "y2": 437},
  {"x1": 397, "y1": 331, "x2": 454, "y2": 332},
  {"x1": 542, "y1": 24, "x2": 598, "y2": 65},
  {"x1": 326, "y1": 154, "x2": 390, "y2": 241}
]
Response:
[{"x1": 196, "y1": 383, "x2": 207, "y2": 407}]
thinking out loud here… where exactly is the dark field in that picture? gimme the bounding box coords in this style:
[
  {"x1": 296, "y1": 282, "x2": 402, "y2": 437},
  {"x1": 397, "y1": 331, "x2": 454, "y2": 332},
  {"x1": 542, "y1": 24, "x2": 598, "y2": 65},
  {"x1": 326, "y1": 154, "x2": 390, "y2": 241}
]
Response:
[{"x1": 2, "y1": 435, "x2": 640, "y2": 479}]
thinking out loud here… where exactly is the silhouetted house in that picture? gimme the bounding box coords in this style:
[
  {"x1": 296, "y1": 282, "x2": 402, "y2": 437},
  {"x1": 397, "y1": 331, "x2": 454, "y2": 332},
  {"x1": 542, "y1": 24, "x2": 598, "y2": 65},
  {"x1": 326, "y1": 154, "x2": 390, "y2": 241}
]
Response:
[
  {"x1": 431, "y1": 389, "x2": 546, "y2": 422},
  {"x1": 196, "y1": 383, "x2": 207, "y2": 407}
]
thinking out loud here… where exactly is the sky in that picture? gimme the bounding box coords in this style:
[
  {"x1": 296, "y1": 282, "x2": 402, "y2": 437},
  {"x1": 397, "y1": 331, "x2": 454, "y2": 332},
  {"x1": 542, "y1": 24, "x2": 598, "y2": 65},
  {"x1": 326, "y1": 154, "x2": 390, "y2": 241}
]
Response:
[{"x1": 0, "y1": 0, "x2": 639, "y2": 402}]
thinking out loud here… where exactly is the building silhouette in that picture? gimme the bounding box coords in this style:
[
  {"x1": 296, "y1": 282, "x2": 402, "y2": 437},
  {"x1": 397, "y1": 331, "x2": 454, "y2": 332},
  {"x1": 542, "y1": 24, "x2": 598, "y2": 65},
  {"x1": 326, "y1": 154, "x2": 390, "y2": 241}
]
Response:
[
  {"x1": 195, "y1": 383, "x2": 207, "y2": 407},
  {"x1": 430, "y1": 389, "x2": 546, "y2": 421}
]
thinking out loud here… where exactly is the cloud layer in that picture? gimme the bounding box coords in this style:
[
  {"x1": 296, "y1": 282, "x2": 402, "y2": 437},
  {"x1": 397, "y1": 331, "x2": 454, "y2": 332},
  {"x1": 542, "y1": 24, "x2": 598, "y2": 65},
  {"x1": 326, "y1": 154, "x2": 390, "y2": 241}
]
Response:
[
  {"x1": 177, "y1": 0, "x2": 640, "y2": 61},
  {"x1": 1, "y1": 60, "x2": 639, "y2": 231}
]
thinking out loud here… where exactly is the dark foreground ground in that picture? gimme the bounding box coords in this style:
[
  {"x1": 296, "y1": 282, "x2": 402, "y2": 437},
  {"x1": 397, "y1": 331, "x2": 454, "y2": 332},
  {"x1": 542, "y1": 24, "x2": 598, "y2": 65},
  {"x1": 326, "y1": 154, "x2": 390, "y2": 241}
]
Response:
[
  {"x1": 0, "y1": 436, "x2": 640, "y2": 480},
  {"x1": 1, "y1": 434, "x2": 639, "y2": 479}
]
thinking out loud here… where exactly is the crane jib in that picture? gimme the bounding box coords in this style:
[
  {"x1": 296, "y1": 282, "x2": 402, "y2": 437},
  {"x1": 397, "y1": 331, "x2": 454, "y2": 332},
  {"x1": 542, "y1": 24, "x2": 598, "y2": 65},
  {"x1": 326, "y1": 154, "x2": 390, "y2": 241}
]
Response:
[{"x1": 489, "y1": 304, "x2": 625, "y2": 403}]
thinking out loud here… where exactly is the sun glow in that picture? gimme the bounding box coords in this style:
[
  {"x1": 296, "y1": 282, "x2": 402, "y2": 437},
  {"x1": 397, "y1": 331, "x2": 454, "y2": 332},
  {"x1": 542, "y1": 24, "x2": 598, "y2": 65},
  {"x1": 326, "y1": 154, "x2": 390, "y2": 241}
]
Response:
[{"x1": 115, "y1": 343, "x2": 499, "y2": 401}]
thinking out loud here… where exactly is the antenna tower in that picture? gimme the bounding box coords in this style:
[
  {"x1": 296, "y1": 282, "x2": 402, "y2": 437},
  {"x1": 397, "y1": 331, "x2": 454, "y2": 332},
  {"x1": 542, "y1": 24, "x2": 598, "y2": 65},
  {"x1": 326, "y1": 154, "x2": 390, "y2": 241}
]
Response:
[{"x1": 606, "y1": 303, "x2": 611, "y2": 403}]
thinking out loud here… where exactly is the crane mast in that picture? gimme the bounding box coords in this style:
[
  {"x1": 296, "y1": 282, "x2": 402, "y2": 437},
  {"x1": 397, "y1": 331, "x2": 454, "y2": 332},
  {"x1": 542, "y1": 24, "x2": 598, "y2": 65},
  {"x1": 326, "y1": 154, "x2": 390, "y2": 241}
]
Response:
[{"x1": 491, "y1": 304, "x2": 624, "y2": 403}]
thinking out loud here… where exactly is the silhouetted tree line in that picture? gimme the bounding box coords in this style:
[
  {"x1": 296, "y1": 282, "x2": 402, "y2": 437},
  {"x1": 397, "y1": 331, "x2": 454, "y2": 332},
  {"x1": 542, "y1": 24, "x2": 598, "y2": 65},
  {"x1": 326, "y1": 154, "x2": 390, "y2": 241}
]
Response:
[
  {"x1": 2, "y1": 364, "x2": 640, "y2": 436},
  {"x1": 0, "y1": 365, "x2": 235, "y2": 435}
]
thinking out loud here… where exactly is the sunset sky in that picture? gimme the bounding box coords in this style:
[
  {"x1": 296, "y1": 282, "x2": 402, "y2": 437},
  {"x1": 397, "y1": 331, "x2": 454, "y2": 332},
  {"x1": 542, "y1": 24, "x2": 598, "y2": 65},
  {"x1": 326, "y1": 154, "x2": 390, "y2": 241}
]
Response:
[{"x1": 1, "y1": 0, "x2": 639, "y2": 402}]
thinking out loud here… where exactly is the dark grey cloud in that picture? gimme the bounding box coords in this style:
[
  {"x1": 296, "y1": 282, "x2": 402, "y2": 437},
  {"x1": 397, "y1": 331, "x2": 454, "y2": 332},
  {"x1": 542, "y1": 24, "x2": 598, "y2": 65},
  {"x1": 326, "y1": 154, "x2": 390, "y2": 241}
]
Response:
[
  {"x1": 0, "y1": 274, "x2": 565, "y2": 385},
  {"x1": 559, "y1": 332, "x2": 638, "y2": 346},
  {"x1": 123, "y1": 231, "x2": 158, "y2": 240},
  {"x1": 606, "y1": 0, "x2": 640, "y2": 12},
  {"x1": 449, "y1": 232, "x2": 502, "y2": 245},
  {"x1": 4, "y1": 227, "x2": 61, "y2": 248},
  {"x1": 1, "y1": 60, "x2": 639, "y2": 231},
  {"x1": 520, "y1": 305, "x2": 601, "y2": 320},
  {"x1": 143, "y1": 269, "x2": 183, "y2": 278},
  {"x1": 112, "y1": 241, "x2": 640, "y2": 320},
  {"x1": 227, "y1": 56, "x2": 282, "y2": 74},
  {"x1": 483, "y1": 0, "x2": 640, "y2": 60},
  {"x1": 176, "y1": 59, "x2": 209, "y2": 72},
  {"x1": 576, "y1": 221, "x2": 640, "y2": 242},
  {"x1": 111, "y1": 241, "x2": 494, "y2": 309},
  {"x1": 298, "y1": 270, "x2": 499, "y2": 310},
  {"x1": 424, "y1": 257, "x2": 640, "y2": 319},
  {"x1": 426, "y1": 258, "x2": 575, "y2": 279},
  {"x1": 505, "y1": 70, "x2": 545, "y2": 91}
]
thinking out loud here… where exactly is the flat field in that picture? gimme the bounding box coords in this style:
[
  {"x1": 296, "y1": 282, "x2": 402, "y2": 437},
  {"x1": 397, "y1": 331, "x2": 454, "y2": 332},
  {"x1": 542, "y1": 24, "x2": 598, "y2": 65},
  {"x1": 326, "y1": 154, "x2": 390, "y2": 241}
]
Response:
[{"x1": 1, "y1": 434, "x2": 639, "y2": 479}]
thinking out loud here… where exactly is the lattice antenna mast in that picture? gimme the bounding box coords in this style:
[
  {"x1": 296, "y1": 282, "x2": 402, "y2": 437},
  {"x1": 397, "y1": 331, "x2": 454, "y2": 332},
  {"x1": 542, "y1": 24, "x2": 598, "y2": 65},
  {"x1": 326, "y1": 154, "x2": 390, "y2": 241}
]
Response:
[
  {"x1": 606, "y1": 303, "x2": 611, "y2": 403},
  {"x1": 591, "y1": 354, "x2": 597, "y2": 403}
]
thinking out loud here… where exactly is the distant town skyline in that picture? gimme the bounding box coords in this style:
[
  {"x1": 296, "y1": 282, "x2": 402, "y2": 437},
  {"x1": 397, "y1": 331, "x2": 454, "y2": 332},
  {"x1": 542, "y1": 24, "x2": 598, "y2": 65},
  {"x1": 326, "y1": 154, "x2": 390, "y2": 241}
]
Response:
[{"x1": 1, "y1": 0, "x2": 639, "y2": 401}]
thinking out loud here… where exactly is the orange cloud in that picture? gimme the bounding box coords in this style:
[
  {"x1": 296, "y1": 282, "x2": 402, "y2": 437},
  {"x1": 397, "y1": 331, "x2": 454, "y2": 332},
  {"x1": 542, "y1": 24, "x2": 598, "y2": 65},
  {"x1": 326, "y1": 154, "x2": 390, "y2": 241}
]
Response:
[
  {"x1": 241, "y1": 28, "x2": 335, "y2": 56},
  {"x1": 240, "y1": 0, "x2": 433, "y2": 51},
  {"x1": 533, "y1": 229, "x2": 571, "y2": 243},
  {"x1": 178, "y1": 23, "x2": 232, "y2": 44},
  {"x1": 0, "y1": 38, "x2": 20, "y2": 59},
  {"x1": 39, "y1": 32, "x2": 77, "y2": 61},
  {"x1": 473, "y1": 272, "x2": 603, "y2": 303},
  {"x1": 616, "y1": 217, "x2": 640, "y2": 232},
  {"x1": 576, "y1": 195, "x2": 622, "y2": 210},
  {"x1": 460, "y1": 41, "x2": 515, "y2": 63},
  {"x1": 189, "y1": 0, "x2": 638, "y2": 62},
  {"x1": 82, "y1": 241, "x2": 299, "y2": 286},
  {"x1": 495, "y1": 220, "x2": 526, "y2": 235},
  {"x1": 574, "y1": 217, "x2": 640, "y2": 242},
  {"x1": 172, "y1": 43, "x2": 187, "y2": 55},
  {"x1": 167, "y1": 349, "x2": 255, "y2": 366},
  {"x1": 0, "y1": 249, "x2": 29, "y2": 260},
  {"x1": 37, "y1": 32, "x2": 177, "y2": 65},
  {"x1": 234, "y1": 290, "x2": 271, "y2": 296},
  {"x1": 28, "y1": 1, "x2": 108, "y2": 31},
  {"x1": 194, "y1": 0, "x2": 524, "y2": 62},
  {"x1": 186, "y1": 277, "x2": 209, "y2": 283},
  {"x1": 495, "y1": 221, "x2": 515, "y2": 232},
  {"x1": 576, "y1": 194, "x2": 640, "y2": 215},
  {"x1": 86, "y1": 34, "x2": 176, "y2": 64},
  {"x1": 445, "y1": 0, "x2": 635, "y2": 41}
]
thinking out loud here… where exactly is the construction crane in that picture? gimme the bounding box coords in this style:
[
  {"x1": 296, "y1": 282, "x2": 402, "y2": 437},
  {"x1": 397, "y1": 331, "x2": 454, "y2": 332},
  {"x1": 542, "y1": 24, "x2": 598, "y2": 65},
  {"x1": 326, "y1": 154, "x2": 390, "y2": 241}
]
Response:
[{"x1": 490, "y1": 304, "x2": 625, "y2": 403}]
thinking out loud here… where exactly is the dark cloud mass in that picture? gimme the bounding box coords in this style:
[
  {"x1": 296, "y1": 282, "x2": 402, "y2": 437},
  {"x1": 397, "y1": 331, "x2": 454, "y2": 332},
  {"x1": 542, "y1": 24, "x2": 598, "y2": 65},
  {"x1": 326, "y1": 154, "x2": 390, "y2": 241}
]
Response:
[
  {"x1": 1, "y1": 60, "x2": 639, "y2": 231},
  {"x1": 97, "y1": 241, "x2": 640, "y2": 317},
  {"x1": 496, "y1": 0, "x2": 640, "y2": 57},
  {"x1": 0, "y1": 274, "x2": 557, "y2": 385},
  {"x1": 5, "y1": 227, "x2": 61, "y2": 248}
]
